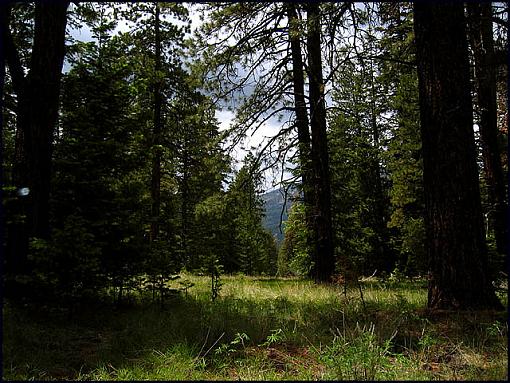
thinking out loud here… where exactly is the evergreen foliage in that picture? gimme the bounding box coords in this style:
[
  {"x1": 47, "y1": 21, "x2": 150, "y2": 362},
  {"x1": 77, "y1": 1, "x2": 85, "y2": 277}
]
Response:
[
  {"x1": 1, "y1": 1, "x2": 506, "y2": 312},
  {"x1": 377, "y1": 4, "x2": 426, "y2": 276},
  {"x1": 226, "y1": 154, "x2": 278, "y2": 276},
  {"x1": 278, "y1": 202, "x2": 310, "y2": 276}
]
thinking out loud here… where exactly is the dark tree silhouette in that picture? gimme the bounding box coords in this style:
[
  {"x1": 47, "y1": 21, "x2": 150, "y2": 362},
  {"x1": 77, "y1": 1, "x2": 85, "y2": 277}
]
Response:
[
  {"x1": 413, "y1": 2, "x2": 502, "y2": 310},
  {"x1": 151, "y1": 3, "x2": 162, "y2": 242},
  {"x1": 3, "y1": 2, "x2": 69, "y2": 276},
  {"x1": 286, "y1": 3, "x2": 316, "y2": 277},
  {"x1": 467, "y1": 3, "x2": 508, "y2": 260},
  {"x1": 306, "y1": 3, "x2": 335, "y2": 282}
]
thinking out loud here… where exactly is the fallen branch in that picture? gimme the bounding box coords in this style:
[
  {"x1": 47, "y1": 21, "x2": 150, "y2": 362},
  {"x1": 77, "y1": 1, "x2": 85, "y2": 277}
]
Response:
[
  {"x1": 360, "y1": 269, "x2": 378, "y2": 282},
  {"x1": 200, "y1": 332, "x2": 225, "y2": 359}
]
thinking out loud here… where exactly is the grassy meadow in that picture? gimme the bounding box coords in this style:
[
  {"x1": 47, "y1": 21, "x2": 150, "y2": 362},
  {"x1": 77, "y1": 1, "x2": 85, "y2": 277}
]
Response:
[{"x1": 3, "y1": 274, "x2": 508, "y2": 380}]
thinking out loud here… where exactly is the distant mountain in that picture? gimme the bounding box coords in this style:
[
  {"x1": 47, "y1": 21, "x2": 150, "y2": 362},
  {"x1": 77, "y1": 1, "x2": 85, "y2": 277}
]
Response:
[{"x1": 261, "y1": 188, "x2": 297, "y2": 244}]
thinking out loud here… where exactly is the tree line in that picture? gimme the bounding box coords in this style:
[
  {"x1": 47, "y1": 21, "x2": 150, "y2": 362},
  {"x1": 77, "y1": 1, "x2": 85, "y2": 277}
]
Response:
[{"x1": 1, "y1": 2, "x2": 507, "y2": 310}]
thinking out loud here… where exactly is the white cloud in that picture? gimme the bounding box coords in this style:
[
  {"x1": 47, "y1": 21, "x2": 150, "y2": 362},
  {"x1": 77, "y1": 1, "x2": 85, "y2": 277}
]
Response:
[
  {"x1": 249, "y1": 119, "x2": 281, "y2": 148},
  {"x1": 187, "y1": 3, "x2": 206, "y2": 34},
  {"x1": 215, "y1": 109, "x2": 235, "y2": 132},
  {"x1": 215, "y1": 109, "x2": 292, "y2": 192}
]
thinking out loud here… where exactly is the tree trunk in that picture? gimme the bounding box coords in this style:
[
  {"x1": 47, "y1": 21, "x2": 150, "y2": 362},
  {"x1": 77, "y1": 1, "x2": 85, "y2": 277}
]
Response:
[
  {"x1": 4, "y1": 2, "x2": 69, "y2": 275},
  {"x1": 413, "y1": 2, "x2": 502, "y2": 310},
  {"x1": 0, "y1": 4, "x2": 6, "y2": 263},
  {"x1": 286, "y1": 3, "x2": 317, "y2": 276},
  {"x1": 369, "y1": 60, "x2": 390, "y2": 272},
  {"x1": 466, "y1": 3, "x2": 508, "y2": 259},
  {"x1": 181, "y1": 148, "x2": 190, "y2": 266},
  {"x1": 306, "y1": 3, "x2": 335, "y2": 283},
  {"x1": 151, "y1": 2, "x2": 162, "y2": 242}
]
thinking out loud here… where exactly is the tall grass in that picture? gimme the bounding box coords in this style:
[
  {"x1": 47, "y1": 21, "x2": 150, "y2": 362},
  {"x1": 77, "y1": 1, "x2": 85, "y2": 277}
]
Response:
[{"x1": 3, "y1": 274, "x2": 507, "y2": 380}]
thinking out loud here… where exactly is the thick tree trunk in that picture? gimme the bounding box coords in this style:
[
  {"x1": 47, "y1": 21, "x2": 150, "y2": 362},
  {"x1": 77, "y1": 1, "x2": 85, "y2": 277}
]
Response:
[
  {"x1": 286, "y1": 3, "x2": 317, "y2": 274},
  {"x1": 151, "y1": 3, "x2": 162, "y2": 242},
  {"x1": 4, "y1": 2, "x2": 69, "y2": 275},
  {"x1": 26, "y1": 2, "x2": 69, "y2": 238},
  {"x1": 306, "y1": 3, "x2": 335, "y2": 283},
  {"x1": 413, "y1": 2, "x2": 502, "y2": 310},
  {"x1": 466, "y1": 3, "x2": 508, "y2": 259}
]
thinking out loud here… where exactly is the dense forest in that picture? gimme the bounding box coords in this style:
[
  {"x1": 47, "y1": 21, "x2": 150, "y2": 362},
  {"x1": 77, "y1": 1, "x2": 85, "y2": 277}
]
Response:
[{"x1": 1, "y1": 2, "x2": 508, "y2": 380}]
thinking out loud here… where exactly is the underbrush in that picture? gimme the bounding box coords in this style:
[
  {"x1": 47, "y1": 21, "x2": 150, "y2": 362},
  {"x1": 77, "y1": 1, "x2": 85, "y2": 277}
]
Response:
[{"x1": 3, "y1": 275, "x2": 508, "y2": 380}]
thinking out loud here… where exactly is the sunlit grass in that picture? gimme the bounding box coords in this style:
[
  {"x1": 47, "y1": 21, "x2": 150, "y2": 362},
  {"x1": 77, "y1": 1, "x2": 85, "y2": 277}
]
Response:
[{"x1": 3, "y1": 274, "x2": 507, "y2": 381}]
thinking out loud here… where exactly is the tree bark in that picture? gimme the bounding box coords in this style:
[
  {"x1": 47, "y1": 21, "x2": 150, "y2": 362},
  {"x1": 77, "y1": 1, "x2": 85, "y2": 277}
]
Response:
[
  {"x1": 466, "y1": 3, "x2": 508, "y2": 259},
  {"x1": 4, "y1": 2, "x2": 69, "y2": 275},
  {"x1": 286, "y1": 3, "x2": 317, "y2": 276},
  {"x1": 306, "y1": 3, "x2": 335, "y2": 283},
  {"x1": 151, "y1": 2, "x2": 162, "y2": 242},
  {"x1": 413, "y1": 2, "x2": 502, "y2": 310}
]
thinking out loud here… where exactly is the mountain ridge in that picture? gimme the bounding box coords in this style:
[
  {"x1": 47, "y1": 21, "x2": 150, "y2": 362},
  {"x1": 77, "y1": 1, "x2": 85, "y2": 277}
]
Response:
[{"x1": 261, "y1": 188, "x2": 297, "y2": 244}]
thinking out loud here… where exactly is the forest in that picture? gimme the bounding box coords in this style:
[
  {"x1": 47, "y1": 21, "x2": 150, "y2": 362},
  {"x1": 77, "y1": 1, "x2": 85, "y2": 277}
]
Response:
[{"x1": 1, "y1": 1, "x2": 508, "y2": 381}]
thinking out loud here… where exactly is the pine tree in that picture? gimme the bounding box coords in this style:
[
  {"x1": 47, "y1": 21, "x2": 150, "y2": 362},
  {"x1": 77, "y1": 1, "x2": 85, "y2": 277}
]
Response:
[
  {"x1": 328, "y1": 6, "x2": 393, "y2": 277},
  {"x1": 278, "y1": 202, "x2": 311, "y2": 276},
  {"x1": 227, "y1": 153, "x2": 277, "y2": 275},
  {"x1": 51, "y1": 24, "x2": 147, "y2": 299},
  {"x1": 170, "y1": 85, "x2": 231, "y2": 270},
  {"x1": 378, "y1": 3, "x2": 425, "y2": 276}
]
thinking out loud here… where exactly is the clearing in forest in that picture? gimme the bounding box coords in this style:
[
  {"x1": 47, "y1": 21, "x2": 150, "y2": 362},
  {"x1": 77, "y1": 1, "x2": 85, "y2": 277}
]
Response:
[{"x1": 3, "y1": 274, "x2": 508, "y2": 381}]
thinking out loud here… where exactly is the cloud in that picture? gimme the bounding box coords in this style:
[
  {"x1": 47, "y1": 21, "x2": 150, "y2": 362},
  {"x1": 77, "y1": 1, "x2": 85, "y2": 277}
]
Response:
[
  {"x1": 249, "y1": 118, "x2": 282, "y2": 148},
  {"x1": 215, "y1": 109, "x2": 235, "y2": 132}
]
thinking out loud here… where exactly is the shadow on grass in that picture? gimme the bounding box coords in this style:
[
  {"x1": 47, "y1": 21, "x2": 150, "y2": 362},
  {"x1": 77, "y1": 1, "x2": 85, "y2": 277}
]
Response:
[
  {"x1": 0, "y1": 295, "x2": 302, "y2": 379},
  {"x1": 3, "y1": 282, "x2": 507, "y2": 380}
]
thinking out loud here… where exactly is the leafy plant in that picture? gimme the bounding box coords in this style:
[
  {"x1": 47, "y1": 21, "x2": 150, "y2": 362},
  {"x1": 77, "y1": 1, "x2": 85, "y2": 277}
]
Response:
[
  {"x1": 214, "y1": 332, "x2": 250, "y2": 363},
  {"x1": 259, "y1": 328, "x2": 285, "y2": 347},
  {"x1": 417, "y1": 332, "x2": 439, "y2": 350},
  {"x1": 231, "y1": 332, "x2": 250, "y2": 348}
]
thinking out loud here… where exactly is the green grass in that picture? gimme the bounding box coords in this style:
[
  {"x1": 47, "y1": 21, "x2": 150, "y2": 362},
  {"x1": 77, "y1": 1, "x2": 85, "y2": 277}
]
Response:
[{"x1": 3, "y1": 274, "x2": 508, "y2": 380}]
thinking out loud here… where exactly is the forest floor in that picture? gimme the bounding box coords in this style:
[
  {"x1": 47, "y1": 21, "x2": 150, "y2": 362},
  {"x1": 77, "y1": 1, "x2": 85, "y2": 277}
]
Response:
[{"x1": 3, "y1": 274, "x2": 508, "y2": 381}]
